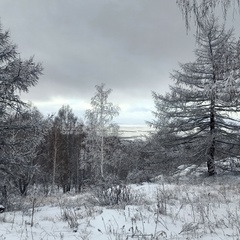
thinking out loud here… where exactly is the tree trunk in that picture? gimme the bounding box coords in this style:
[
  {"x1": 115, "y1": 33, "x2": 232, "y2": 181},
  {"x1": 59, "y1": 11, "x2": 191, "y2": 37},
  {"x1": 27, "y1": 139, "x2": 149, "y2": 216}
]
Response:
[
  {"x1": 19, "y1": 178, "x2": 28, "y2": 196},
  {"x1": 1, "y1": 185, "x2": 8, "y2": 208},
  {"x1": 207, "y1": 139, "x2": 216, "y2": 176},
  {"x1": 207, "y1": 98, "x2": 217, "y2": 176},
  {"x1": 52, "y1": 142, "x2": 57, "y2": 188},
  {"x1": 207, "y1": 43, "x2": 217, "y2": 176},
  {"x1": 52, "y1": 129, "x2": 58, "y2": 191},
  {"x1": 100, "y1": 135, "x2": 104, "y2": 179}
]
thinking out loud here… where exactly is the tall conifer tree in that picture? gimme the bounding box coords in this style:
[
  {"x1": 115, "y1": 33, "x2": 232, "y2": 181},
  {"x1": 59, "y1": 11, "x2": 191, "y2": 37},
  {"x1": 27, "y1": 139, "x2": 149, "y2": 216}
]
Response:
[{"x1": 152, "y1": 17, "x2": 240, "y2": 175}]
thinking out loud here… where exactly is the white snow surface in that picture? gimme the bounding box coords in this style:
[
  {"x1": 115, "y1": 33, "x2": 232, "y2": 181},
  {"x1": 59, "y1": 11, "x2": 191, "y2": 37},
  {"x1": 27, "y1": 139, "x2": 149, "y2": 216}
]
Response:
[{"x1": 1, "y1": 177, "x2": 240, "y2": 239}]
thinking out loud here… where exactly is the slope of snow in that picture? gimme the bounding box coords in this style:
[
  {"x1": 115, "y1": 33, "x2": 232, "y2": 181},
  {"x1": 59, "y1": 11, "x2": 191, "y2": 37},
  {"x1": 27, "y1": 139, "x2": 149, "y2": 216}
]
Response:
[{"x1": 0, "y1": 178, "x2": 240, "y2": 239}]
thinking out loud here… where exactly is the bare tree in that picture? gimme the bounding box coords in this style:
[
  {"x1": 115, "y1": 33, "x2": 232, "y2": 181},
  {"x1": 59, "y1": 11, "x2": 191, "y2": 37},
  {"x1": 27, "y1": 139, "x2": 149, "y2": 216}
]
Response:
[
  {"x1": 49, "y1": 105, "x2": 82, "y2": 193},
  {"x1": 151, "y1": 17, "x2": 240, "y2": 176},
  {"x1": 0, "y1": 106, "x2": 46, "y2": 196}
]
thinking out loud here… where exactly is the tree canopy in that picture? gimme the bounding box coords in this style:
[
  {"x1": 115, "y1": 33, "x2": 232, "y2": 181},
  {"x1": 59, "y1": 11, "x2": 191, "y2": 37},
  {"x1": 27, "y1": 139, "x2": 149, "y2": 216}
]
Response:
[{"x1": 85, "y1": 83, "x2": 120, "y2": 179}]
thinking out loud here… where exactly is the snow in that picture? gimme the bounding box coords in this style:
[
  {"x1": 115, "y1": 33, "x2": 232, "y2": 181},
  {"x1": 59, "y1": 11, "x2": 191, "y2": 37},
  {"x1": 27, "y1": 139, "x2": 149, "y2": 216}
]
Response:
[
  {"x1": 1, "y1": 177, "x2": 240, "y2": 239},
  {"x1": 119, "y1": 125, "x2": 153, "y2": 140}
]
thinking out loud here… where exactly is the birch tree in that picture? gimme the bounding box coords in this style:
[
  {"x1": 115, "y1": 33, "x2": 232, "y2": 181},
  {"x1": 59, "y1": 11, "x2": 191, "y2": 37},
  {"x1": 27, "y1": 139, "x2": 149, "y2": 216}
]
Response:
[
  {"x1": 151, "y1": 17, "x2": 240, "y2": 176},
  {"x1": 85, "y1": 84, "x2": 120, "y2": 180}
]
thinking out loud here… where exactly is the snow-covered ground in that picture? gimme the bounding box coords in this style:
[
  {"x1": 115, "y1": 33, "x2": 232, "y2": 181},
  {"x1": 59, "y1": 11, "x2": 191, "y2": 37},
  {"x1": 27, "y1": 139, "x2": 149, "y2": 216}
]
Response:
[
  {"x1": 119, "y1": 125, "x2": 154, "y2": 140},
  {"x1": 1, "y1": 174, "x2": 240, "y2": 239}
]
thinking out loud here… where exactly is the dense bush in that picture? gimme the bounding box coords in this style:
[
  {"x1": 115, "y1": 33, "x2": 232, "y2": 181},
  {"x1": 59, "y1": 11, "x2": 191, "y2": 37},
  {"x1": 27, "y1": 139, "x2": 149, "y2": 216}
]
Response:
[{"x1": 90, "y1": 184, "x2": 147, "y2": 207}]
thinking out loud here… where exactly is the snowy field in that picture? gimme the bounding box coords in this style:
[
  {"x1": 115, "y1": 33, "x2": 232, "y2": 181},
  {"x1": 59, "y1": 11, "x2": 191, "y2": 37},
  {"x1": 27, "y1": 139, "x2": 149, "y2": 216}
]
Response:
[
  {"x1": 119, "y1": 125, "x2": 154, "y2": 140},
  {"x1": 1, "y1": 174, "x2": 240, "y2": 239}
]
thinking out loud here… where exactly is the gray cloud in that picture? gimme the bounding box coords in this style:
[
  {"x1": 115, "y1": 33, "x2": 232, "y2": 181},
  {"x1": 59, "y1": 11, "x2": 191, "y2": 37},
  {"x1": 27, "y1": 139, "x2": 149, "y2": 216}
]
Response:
[{"x1": 0, "y1": 0, "x2": 238, "y2": 125}]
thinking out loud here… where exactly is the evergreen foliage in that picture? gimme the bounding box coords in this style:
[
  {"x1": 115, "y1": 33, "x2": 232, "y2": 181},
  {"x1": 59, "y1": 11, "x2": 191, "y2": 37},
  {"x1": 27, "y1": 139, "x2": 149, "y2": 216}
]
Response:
[{"x1": 0, "y1": 23, "x2": 43, "y2": 197}]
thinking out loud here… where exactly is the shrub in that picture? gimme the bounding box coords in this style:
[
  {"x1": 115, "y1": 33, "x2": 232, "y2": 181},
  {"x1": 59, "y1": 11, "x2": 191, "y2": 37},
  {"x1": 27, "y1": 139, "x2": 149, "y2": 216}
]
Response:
[
  {"x1": 61, "y1": 207, "x2": 79, "y2": 232},
  {"x1": 90, "y1": 184, "x2": 147, "y2": 207}
]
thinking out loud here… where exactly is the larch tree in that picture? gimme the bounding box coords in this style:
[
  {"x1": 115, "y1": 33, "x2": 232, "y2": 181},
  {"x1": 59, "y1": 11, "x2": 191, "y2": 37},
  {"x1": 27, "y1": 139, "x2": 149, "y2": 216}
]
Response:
[
  {"x1": 0, "y1": 23, "x2": 42, "y2": 139},
  {"x1": 0, "y1": 22, "x2": 43, "y2": 193},
  {"x1": 0, "y1": 24, "x2": 42, "y2": 120},
  {"x1": 151, "y1": 17, "x2": 240, "y2": 176},
  {"x1": 85, "y1": 83, "x2": 120, "y2": 180}
]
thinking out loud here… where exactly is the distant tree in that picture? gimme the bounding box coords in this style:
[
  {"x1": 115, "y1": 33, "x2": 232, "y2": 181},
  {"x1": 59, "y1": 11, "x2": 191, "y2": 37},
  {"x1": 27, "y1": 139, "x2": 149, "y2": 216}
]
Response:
[
  {"x1": 103, "y1": 135, "x2": 123, "y2": 176},
  {"x1": 85, "y1": 84, "x2": 120, "y2": 180},
  {"x1": 151, "y1": 17, "x2": 240, "y2": 176},
  {"x1": 146, "y1": 129, "x2": 191, "y2": 175},
  {"x1": 49, "y1": 119, "x2": 63, "y2": 191},
  {"x1": 48, "y1": 105, "x2": 84, "y2": 193},
  {"x1": 177, "y1": 0, "x2": 240, "y2": 31},
  {"x1": 123, "y1": 139, "x2": 155, "y2": 183}
]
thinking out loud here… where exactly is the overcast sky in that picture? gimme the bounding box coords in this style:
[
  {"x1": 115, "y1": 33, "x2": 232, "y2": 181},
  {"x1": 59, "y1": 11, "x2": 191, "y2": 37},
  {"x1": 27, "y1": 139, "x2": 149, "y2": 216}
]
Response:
[{"x1": 0, "y1": 1, "x2": 239, "y2": 126}]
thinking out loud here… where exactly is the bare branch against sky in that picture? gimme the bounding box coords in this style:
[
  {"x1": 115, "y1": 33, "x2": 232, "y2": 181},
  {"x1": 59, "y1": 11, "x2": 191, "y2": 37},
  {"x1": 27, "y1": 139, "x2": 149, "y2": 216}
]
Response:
[{"x1": 0, "y1": 0, "x2": 239, "y2": 125}]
